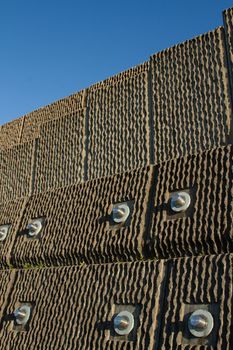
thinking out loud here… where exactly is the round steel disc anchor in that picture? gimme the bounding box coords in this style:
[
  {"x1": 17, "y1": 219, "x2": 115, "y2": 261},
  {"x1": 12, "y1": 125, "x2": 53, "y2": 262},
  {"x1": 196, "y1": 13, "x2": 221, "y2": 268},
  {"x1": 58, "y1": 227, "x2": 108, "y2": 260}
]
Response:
[
  {"x1": 0, "y1": 225, "x2": 10, "y2": 241},
  {"x1": 188, "y1": 310, "x2": 214, "y2": 338},
  {"x1": 14, "y1": 305, "x2": 31, "y2": 325},
  {"x1": 170, "y1": 191, "x2": 191, "y2": 212},
  {"x1": 113, "y1": 311, "x2": 134, "y2": 335},
  {"x1": 27, "y1": 218, "x2": 44, "y2": 237},
  {"x1": 112, "y1": 204, "x2": 130, "y2": 224}
]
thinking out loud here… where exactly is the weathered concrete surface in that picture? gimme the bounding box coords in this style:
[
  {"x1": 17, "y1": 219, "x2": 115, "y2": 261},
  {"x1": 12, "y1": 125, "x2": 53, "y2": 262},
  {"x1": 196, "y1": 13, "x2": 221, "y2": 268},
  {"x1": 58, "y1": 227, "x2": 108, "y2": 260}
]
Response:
[
  {"x1": 1, "y1": 25, "x2": 233, "y2": 186},
  {"x1": 34, "y1": 110, "x2": 86, "y2": 193},
  {"x1": 0, "y1": 142, "x2": 34, "y2": 203},
  {"x1": 11, "y1": 166, "x2": 153, "y2": 267},
  {"x1": 224, "y1": 8, "x2": 233, "y2": 109},
  {"x1": 158, "y1": 254, "x2": 232, "y2": 349},
  {"x1": 0, "y1": 255, "x2": 232, "y2": 349},
  {"x1": 151, "y1": 27, "x2": 232, "y2": 163},
  {"x1": 0, "y1": 270, "x2": 13, "y2": 317},
  {"x1": 148, "y1": 145, "x2": 233, "y2": 259},
  {"x1": 0, "y1": 118, "x2": 23, "y2": 150},
  {"x1": 0, "y1": 260, "x2": 165, "y2": 350},
  {"x1": 86, "y1": 62, "x2": 150, "y2": 179},
  {"x1": 0, "y1": 146, "x2": 231, "y2": 268},
  {"x1": 20, "y1": 91, "x2": 85, "y2": 143},
  {"x1": 0, "y1": 6, "x2": 232, "y2": 350},
  {"x1": 0, "y1": 198, "x2": 27, "y2": 268}
]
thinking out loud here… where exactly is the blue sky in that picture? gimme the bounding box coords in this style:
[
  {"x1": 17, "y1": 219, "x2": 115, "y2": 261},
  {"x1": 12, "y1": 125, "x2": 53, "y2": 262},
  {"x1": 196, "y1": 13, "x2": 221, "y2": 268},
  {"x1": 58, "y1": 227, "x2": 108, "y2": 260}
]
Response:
[{"x1": 0, "y1": 0, "x2": 232, "y2": 125}]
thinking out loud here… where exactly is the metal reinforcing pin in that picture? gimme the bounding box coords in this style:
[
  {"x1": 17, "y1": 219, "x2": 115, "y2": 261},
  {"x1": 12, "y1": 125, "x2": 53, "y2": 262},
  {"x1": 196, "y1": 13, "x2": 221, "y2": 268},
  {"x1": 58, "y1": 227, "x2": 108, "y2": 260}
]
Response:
[
  {"x1": 113, "y1": 311, "x2": 134, "y2": 335},
  {"x1": 188, "y1": 309, "x2": 214, "y2": 338},
  {"x1": 112, "y1": 204, "x2": 130, "y2": 224}
]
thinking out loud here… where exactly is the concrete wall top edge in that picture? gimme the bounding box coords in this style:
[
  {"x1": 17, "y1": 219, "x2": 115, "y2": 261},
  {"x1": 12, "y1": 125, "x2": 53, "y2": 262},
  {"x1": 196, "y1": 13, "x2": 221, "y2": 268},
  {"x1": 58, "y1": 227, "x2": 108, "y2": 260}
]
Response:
[
  {"x1": 223, "y1": 7, "x2": 233, "y2": 14},
  {"x1": 1, "y1": 7, "x2": 232, "y2": 131},
  {"x1": 150, "y1": 26, "x2": 223, "y2": 59}
]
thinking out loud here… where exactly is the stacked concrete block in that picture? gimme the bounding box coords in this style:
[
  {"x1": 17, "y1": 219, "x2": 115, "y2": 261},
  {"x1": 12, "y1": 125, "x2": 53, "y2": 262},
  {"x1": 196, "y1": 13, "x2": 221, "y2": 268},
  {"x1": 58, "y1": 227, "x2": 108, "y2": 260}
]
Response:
[
  {"x1": 11, "y1": 166, "x2": 153, "y2": 267},
  {"x1": 1, "y1": 29, "x2": 233, "y2": 186},
  {"x1": 0, "y1": 5, "x2": 233, "y2": 350},
  {"x1": 0, "y1": 260, "x2": 165, "y2": 349},
  {"x1": 0, "y1": 145, "x2": 232, "y2": 269},
  {"x1": 0, "y1": 256, "x2": 232, "y2": 349}
]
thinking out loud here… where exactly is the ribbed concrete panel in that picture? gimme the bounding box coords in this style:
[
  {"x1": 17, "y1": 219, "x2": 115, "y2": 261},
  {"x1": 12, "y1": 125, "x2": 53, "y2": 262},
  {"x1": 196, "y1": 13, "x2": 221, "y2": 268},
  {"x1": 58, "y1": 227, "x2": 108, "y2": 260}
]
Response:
[
  {"x1": 11, "y1": 167, "x2": 152, "y2": 267},
  {"x1": 87, "y1": 63, "x2": 150, "y2": 179},
  {"x1": 224, "y1": 8, "x2": 233, "y2": 91},
  {"x1": 0, "y1": 270, "x2": 13, "y2": 315},
  {"x1": 159, "y1": 254, "x2": 233, "y2": 349},
  {"x1": 0, "y1": 199, "x2": 26, "y2": 268},
  {"x1": 34, "y1": 110, "x2": 86, "y2": 193},
  {"x1": 20, "y1": 91, "x2": 85, "y2": 143},
  {"x1": 0, "y1": 260, "x2": 165, "y2": 350},
  {"x1": 151, "y1": 27, "x2": 232, "y2": 163},
  {"x1": 0, "y1": 118, "x2": 23, "y2": 151},
  {"x1": 0, "y1": 142, "x2": 34, "y2": 203},
  {"x1": 149, "y1": 145, "x2": 233, "y2": 259}
]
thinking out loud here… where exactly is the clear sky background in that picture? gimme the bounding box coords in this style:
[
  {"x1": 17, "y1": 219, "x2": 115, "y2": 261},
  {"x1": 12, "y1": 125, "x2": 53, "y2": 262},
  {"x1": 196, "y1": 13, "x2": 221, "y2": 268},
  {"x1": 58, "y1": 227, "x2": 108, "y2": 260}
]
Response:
[{"x1": 0, "y1": 0, "x2": 232, "y2": 125}]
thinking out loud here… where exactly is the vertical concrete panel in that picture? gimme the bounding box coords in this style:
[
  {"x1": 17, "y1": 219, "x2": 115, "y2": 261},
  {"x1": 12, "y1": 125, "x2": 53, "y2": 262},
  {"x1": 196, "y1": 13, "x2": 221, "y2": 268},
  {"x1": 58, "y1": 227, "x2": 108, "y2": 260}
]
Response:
[
  {"x1": 151, "y1": 27, "x2": 232, "y2": 163},
  {"x1": 0, "y1": 270, "x2": 14, "y2": 316},
  {"x1": 0, "y1": 142, "x2": 34, "y2": 203},
  {"x1": 87, "y1": 63, "x2": 150, "y2": 179},
  {"x1": 11, "y1": 167, "x2": 153, "y2": 267},
  {"x1": 0, "y1": 199, "x2": 27, "y2": 268},
  {"x1": 21, "y1": 91, "x2": 85, "y2": 143},
  {"x1": 148, "y1": 145, "x2": 233, "y2": 259},
  {"x1": 34, "y1": 110, "x2": 86, "y2": 193},
  {"x1": 0, "y1": 261, "x2": 165, "y2": 350},
  {"x1": 159, "y1": 255, "x2": 233, "y2": 349},
  {"x1": 223, "y1": 7, "x2": 233, "y2": 93},
  {"x1": 0, "y1": 118, "x2": 23, "y2": 151}
]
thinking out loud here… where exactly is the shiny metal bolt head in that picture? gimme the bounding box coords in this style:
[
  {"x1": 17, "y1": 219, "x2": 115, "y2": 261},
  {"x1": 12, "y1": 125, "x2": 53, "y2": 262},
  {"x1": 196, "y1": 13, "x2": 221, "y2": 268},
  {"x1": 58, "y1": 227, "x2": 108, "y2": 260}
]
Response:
[
  {"x1": 113, "y1": 311, "x2": 134, "y2": 335},
  {"x1": 0, "y1": 225, "x2": 10, "y2": 241},
  {"x1": 14, "y1": 305, "x2": 31, "y2": 325},
  {"x1": 170, "y1": 191, "x2": 191, "y2": 212},
  {"x1": 112, "y1": 204, "x2": 130, "y2": 224},
  {"x1": 27, "y1": 218, "x2": 44, "y2": 237},
  {"x1": 188, "y1": 309, "x2": 214, "y2": 338}
]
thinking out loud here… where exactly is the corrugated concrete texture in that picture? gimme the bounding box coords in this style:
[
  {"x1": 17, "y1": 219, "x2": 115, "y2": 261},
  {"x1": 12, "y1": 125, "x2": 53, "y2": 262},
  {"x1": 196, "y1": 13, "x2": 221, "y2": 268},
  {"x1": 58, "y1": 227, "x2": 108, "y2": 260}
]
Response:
[
  {"x1": 0, "y1": 6, "x2": 233, "y2": 350},
  {"x1": 0, "y1": 142, "x2": 34, "y2": 203},
  {"x1": 20, "y1": 90, "x2": 85, "y2": 142},
  {"x1": 150, "y1": 27, "x2": 232, "y2": 163},
  {"x1": 1, "y1": 13, "x2": 233, "y2": 186},
  {"x1": 159, "y1": 254, "x2": 232, "y2": 349},
  {"x1": 0, "y1": 255, "x2": 232, "y2": 349},
  {"x1": 0, "y1": 260, "x2": 165, "y2": 350},
  {"x1": 0, "y1": 199, "x2": 27, "y2": 268},
  {"x1": 0, "y1": 118, "x2": 24, "y2": 151},
  {"x1": 11, "y1": 166, "x2": 153, "y2": 267},
  {"x1": 224, "y1": 8, "x2": 233, "y2": 104},
  {"x1": 0, "y1": 146, "x2": 232, "y2": 268},
  {"x1": 0, "y1": 270, "x2": 13, "y2": 316},
  {"x1": 34, "y1": 110, "x2": 86, "y2": 193},
  {"x1": 86, "y1": 63, "x2": 150, "y2": 179},
  {"x1": 148, "y1": 145, "x2": 233, "y2": 259}
]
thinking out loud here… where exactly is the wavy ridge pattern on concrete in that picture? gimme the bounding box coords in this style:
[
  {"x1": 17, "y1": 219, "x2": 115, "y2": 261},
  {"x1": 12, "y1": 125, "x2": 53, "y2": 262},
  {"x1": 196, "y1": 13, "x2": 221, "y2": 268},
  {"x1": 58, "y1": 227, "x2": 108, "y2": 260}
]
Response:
[{"x1": 0, "y1": 5, "x2": 233, "y2": 350}]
